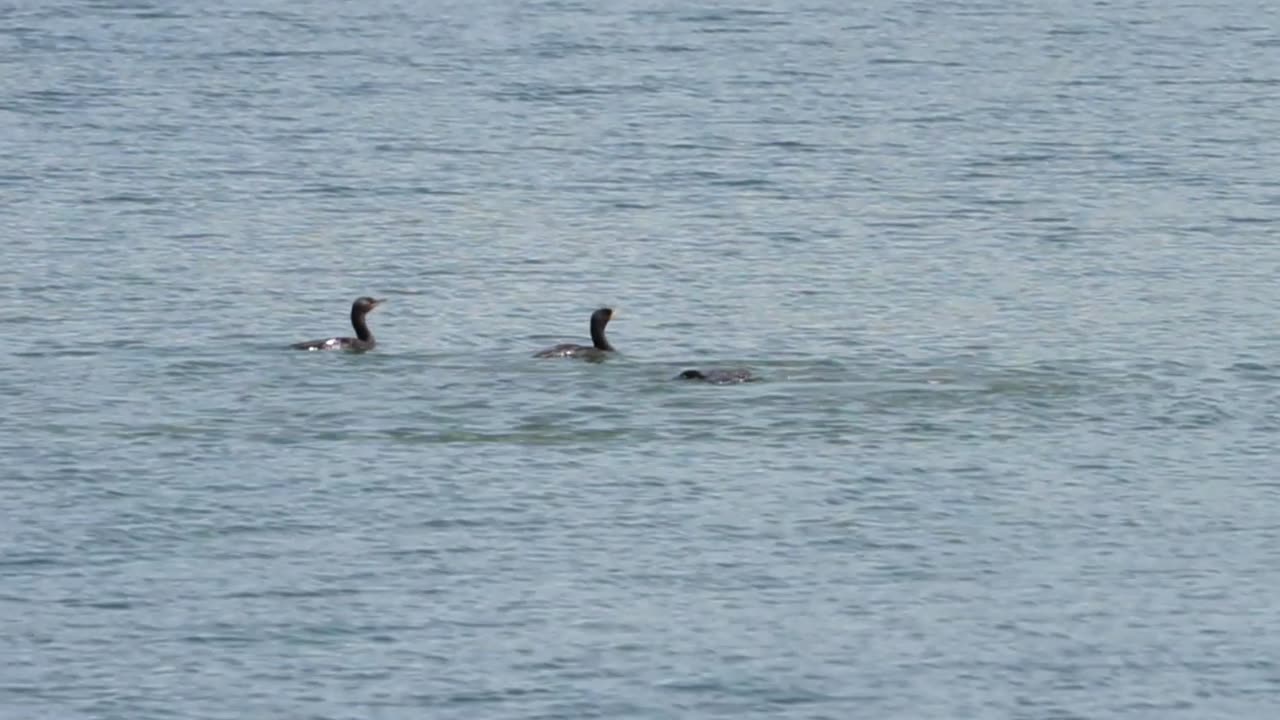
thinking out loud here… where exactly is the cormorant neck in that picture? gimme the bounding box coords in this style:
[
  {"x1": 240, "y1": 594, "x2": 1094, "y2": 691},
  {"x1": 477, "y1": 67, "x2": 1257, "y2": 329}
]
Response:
[
  {"x1": 590, "y1": 318, "x2": 613, "y2": 351},
  {"x1": 351, "y1": 309, "x2": 373, "y2": 342}
]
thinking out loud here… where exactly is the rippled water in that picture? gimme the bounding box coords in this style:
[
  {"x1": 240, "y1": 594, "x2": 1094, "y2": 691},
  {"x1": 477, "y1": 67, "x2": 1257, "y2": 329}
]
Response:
[{"x1": 4, "y1": 1, "x2": 1280, "y2": 718}]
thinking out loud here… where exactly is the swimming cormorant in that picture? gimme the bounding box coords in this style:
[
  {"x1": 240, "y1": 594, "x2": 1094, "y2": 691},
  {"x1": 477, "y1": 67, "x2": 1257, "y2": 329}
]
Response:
[
  {"x1": 291, "y1": 296, "x2": 384, "y2": 351},
  {"x1": 675, "y1": 368, "x2": 755, "y2": 384},
  {"x1": 533, "y1": 307, "x2": 616, "y2": 361}
]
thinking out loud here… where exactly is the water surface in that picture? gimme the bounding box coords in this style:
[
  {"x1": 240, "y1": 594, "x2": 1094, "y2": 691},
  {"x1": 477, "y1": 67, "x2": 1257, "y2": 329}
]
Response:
[{"x1": 4, "y1": 1, "x2": 1280, "y2": 718}]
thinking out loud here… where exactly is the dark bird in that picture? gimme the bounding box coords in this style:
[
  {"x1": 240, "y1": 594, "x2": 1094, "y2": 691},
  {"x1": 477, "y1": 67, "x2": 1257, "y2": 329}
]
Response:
[
  {"x1": 533, "y1": 307, "x2": 616, "y2": 361},
  {"x1": 291, "y1": 296, "x2": 385, "y2": 351},
  {"x1": 675, "y1": 368, "x2": 756, "y2": 384}
]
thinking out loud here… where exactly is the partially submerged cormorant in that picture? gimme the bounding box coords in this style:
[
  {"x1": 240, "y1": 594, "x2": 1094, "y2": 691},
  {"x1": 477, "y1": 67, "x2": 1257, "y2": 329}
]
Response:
[
  {"x1": 291, "y1": 296, "x2": 385, "y2": 351},
  {"x1": 533, "y1": 307, "x2": 616, "y2": 361},
  {"x1": 675, "y1": 368, "x2": 756, "y2": 384}
]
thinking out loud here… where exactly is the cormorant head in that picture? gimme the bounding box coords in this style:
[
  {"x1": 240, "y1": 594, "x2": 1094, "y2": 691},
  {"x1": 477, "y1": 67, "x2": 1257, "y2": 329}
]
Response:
[
  {"x1": 352, "y1": 296, "x2": 385, "y2": 314},
  {"x1": 591, "y1": 307, "x2": 614, "y2": 326}
]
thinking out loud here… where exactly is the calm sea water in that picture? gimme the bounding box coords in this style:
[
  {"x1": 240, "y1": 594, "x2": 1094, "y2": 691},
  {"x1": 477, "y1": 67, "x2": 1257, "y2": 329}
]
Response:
[{"x1": 4, "y1": 0, "x2": 1280, "y2": 718}]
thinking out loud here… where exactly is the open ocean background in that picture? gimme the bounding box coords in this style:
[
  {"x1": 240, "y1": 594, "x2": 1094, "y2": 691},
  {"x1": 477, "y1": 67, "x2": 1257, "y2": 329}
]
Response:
[{"x1": 4, "y1": 0, "x2": 1280, "y2": 718}]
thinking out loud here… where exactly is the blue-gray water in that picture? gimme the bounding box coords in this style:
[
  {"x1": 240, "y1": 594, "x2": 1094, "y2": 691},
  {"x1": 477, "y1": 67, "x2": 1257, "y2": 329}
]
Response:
[{"x1": 4, "y1": 0, "x2": 1280, "y2": 718}]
